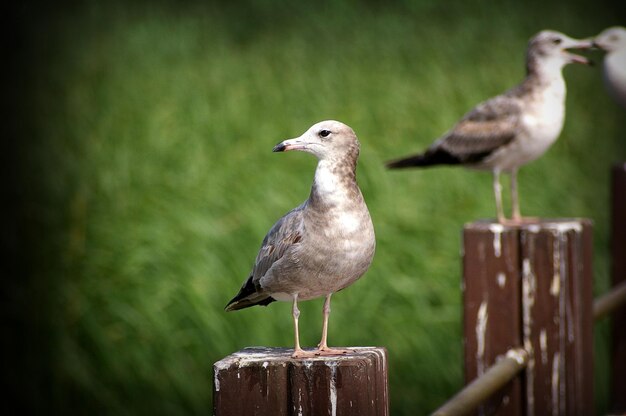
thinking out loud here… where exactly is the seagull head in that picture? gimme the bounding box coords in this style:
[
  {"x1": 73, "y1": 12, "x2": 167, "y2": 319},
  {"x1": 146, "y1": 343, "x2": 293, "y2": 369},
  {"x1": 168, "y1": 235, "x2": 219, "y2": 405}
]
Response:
[
  {"x1": 526, "y1": 30, "x2": 593, "y2": 73},
  {"x1": 273, "y1": 120, "x2": 360, "y2": 161},
  {"x1": 593, "y1": 26, "x2": 626, "y2": 53}
]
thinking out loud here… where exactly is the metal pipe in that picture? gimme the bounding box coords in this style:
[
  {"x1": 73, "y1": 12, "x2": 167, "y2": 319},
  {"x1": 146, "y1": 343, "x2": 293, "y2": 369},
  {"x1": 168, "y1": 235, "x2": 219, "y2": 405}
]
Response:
[
  {"x1": 593, "y1": 280, "x2": 626, "y2": 320},
  {"x1": 431, "y1": 348, "x2": 529, "y2": 416}
]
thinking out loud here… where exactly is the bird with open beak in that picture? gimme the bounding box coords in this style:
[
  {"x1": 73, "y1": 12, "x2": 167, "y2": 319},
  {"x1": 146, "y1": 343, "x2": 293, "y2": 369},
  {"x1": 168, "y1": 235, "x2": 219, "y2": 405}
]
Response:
[{"x1": 386, "y1": 30, "x2": 593, "y2": 224}]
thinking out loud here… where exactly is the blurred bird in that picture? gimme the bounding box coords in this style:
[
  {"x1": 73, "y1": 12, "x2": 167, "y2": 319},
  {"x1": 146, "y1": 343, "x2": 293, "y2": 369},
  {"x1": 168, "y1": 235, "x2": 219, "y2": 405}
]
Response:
[
  {"x1": 593, "y1": 26, "x2": 626, "y2": 109},
  {"x1": 386, "y1": 30, "x2": 593, "y2": 223},
  {"x1": 225, "y1": 120, "x2": 376, "y2": 359}
]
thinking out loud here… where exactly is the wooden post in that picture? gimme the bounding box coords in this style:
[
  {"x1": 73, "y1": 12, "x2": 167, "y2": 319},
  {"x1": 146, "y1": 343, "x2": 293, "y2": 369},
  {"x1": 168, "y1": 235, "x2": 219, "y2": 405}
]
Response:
[
  {"x1": 610, "y1": 163, "x2": 626, "y2": 414},
  {"x1": 213, "y1": 347, "x2": 388, "y2": 416},
  {"x1": 463, "y1": 221, "x2": 523, "y2": 416},
  {"x1": 463, "y1": 219, "x2": 593, "y2": 416}
]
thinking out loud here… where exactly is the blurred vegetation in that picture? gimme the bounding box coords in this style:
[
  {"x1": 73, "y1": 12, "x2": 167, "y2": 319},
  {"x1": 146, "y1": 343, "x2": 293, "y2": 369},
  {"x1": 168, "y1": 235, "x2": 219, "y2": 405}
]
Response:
[{"x1": 5, "y1": 0, "x2": 625, "y2": 414}]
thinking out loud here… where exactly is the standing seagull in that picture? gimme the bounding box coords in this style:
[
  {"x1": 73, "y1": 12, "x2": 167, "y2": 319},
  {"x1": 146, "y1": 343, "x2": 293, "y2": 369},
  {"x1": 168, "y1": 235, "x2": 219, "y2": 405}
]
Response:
[
  {"x1": 593, "y1": 26, "x2": 626, "y2": 109},
  {"x1": 225, "y1": 120, "x2": 376, "y2": 359},
  {"x1": 386, "y1": 30, "x2": 592, "y2": 223}
]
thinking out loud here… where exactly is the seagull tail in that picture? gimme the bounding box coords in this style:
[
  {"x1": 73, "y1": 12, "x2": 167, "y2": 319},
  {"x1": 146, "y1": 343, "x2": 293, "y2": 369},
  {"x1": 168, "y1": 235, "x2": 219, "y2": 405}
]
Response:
[
  {"x1": 385, "y1": 147, "x2": 461, "y2": 169},
  {"x1": 225, "y1": 275, "x2": 276, "y2": 311}
]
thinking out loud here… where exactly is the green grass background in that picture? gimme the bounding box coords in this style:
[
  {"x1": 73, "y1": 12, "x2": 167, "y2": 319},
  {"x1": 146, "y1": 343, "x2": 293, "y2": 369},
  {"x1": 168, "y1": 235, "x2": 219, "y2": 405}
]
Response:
[{"x1": 7, "y1": 0, "x2": 625, "y2": 414}]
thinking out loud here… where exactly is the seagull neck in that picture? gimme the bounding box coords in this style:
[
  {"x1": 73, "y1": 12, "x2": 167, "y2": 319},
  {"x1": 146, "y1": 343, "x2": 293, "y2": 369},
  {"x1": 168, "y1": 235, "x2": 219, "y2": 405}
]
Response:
[
  {"x1": 308, "y1": 157, "x2": 360, "y2": 209},
  {"x1": 525, "y1": 60, "x2": 565, "y2": 88},
  {"x1": 517, "y1": 64, "x2": 566, "y2": 100}
]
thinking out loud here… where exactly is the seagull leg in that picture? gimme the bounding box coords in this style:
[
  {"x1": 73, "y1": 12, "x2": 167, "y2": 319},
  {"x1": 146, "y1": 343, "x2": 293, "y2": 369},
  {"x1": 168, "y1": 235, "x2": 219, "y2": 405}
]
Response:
[
  {"x1": 511, "y1": 169, "x2": 522, "y2": 222},
  {"x1": 493, "y1": 170, "x2": 506, "y2": 223},
  {"x1": 291, "y1": 294, "x2": 317, "y2": 359},
  {"x1": 510, "y1": 169, "x2": 538, "y2": 224},
  {"x1": 316, "y1": 293, "x2": 351, "y2": 356}
]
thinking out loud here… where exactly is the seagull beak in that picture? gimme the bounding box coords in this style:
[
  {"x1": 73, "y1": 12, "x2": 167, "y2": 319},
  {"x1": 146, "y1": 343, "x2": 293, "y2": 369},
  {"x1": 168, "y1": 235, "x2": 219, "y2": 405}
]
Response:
[
  {"x1": 592, "y1": 39, "x2": 608, "y2": 51},
  {"x1": 273, "y1": 137, "x2": 307, "y2": 152},
  {"x1": 565, "y1": 38, "x2": 594, "y2": 65},
  {"x1": 567, "y1": 53, "x2": 592, "y2": 65}
]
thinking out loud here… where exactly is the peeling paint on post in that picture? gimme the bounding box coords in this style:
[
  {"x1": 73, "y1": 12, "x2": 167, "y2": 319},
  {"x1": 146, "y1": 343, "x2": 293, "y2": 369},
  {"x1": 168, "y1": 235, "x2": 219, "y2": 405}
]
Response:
[
  {"x1": 520, "y1": 220, "x2": 593, "y2": 416},
  {"x1": 463, "y1": 219, "x2": 593, "y2": 416},
  {"x1": 463, "y1": 221, "x2": 522, "y2": 416},
  {"x1": 213, "y1": 347, "x2": 388, "y2": 416}
]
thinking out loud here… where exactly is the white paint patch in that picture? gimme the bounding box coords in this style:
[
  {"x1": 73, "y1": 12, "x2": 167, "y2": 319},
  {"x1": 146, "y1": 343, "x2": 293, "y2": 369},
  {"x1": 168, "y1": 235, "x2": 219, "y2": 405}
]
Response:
[
  {"x1": 497, "y1": 272, "x2": 506, "y2": 288},
  {"x1": 262, "y1": 361, "x2": 268, "y2": 369},
  {"x1": 522, "y1": 257, "x2": 536, "y2": 416},
  {"x1": 539, "y1": 329, "x2": 548, "y2": 365},
  {"x1": 545, "y1": 221, "x2": 583, "y2": 233},
  {"x1": 476, "y1": 301, "x2": 488, "y2": 376},
  {"x1": 527, "y1": 224, "x2": 541, "y2": 233},
  {"x1": 214, "y1": 368, "x2": 220, "y2": 392},
  {"x1": 551, "y1": 352, "x2": 561, "y2": 415},
  {"x1": 550, "y1": 273, "x2": 560, "y2": 297},
  {"x1": 328, "y1": 362, "x2": 338, "y2": 416},
  {"x1": 551, "y1": 236, "x2": 561, "y2": 297},
  {"x1": 297, "y1": 390, "x2": 303, "y2": 416},
  {"x1": 489, "y1": 223, "x2": 504, "y2": 257}
]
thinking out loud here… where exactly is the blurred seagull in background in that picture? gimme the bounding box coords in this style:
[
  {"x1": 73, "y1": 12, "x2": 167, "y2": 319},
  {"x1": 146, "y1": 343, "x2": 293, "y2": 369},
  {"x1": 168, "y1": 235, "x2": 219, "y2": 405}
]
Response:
[
  {"x1": 593, "y1": 26, "x2": 626, "y2": 109},
  {"x1": 386, "y1": 30, "x2": 593, "y2": 224},
  {"x1": 225, "y1": 120, "x2": 376, "y2": 359}
]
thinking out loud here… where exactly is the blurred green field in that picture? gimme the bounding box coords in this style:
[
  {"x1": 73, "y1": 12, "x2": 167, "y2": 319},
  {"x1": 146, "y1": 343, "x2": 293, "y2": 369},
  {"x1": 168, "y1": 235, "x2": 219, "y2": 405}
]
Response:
[{"x1": 8, "y1": 0, "x2": 625, "y2": 414}]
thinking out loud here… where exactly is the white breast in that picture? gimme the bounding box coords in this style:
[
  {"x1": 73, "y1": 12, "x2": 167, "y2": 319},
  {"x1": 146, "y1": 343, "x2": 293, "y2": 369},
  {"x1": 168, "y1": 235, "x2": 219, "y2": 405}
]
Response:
[{"x1": 487, "y1": 79, "x2": 566, "y2": 172}]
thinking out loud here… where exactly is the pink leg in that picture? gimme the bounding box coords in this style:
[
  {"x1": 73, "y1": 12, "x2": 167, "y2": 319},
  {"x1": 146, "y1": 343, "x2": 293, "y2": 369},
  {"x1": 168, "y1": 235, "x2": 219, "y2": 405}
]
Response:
[
  {"x1": 493, "y1": 170, "x2": 506, "y2": 224},
  {"x1": 291, "y1": 294, "x2": 319, "y2": 359},
  {"x1": 316, "y1": 293, "x2": 351, "y2": 356}
]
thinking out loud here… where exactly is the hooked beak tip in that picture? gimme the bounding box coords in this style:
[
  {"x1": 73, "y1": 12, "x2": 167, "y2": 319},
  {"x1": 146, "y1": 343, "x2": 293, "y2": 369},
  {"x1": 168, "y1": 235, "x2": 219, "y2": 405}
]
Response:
[{"x1": 272, "y1": 143, "x2": 287, "y2": 152}]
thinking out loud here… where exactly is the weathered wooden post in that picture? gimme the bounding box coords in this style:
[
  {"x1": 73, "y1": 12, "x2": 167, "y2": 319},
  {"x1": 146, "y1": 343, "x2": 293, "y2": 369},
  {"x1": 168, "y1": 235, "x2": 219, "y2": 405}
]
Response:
[
  {"x1": 463, "y1": 219, "x2": 593, "y2": 416},
  {"x1": 463, "y1": 222, "x2": 523, "y2": 416},
  {"x1": 610, "y1": 163, "x2": 626, "y2": 414},
  {"x1": 213, "y1": 347, "x2": 388, "y2": 416}
]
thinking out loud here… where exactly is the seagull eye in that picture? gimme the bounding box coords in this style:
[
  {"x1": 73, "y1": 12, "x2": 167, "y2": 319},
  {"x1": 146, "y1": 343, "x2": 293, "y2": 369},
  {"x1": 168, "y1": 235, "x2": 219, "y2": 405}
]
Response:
[
  {"x1": 552, "y1": 38, "x2": 562, "y2": 45},
  {"x1": 319, "y1": 129, "x2": 331, "y2": 138}
]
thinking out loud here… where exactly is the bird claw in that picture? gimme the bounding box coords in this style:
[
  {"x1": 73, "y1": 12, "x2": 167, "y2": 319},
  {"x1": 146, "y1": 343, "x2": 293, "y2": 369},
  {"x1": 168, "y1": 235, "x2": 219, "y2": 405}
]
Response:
[
  {"x1": 291, "y1": 347, "x2": 353, "y2": 359},
  {"x1": 316, "y1": 347, "x2": 353, "y2": 356},
  {"x1": 291, "y1": 349, "x2": 320, "y2": 359}
]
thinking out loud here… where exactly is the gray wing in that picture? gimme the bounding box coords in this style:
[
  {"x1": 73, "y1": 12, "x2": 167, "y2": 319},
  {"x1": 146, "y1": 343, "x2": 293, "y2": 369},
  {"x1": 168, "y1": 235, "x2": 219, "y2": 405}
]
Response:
[
  {"x1": 251, "y1": 205, "x2": 305, "y2": 285},
  {"x1": 224, "y1": 205, "x2": 305, "y2": 311},
  {"x1": 436, "y1": 95, "x2": 522, "y2": 161}
]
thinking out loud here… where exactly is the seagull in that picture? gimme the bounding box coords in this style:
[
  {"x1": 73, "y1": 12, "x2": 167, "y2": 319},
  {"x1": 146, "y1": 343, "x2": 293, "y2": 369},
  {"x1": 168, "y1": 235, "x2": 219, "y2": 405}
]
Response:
[
  {"x1": 386, "y1": 30, "x2": 593, "y2": 223},
  {"x1": 593, "y1": 26, "x2": 626, "y2": 109},
  {"x1": 225, "y1": 120, "x2": 376, "y2": 359}
]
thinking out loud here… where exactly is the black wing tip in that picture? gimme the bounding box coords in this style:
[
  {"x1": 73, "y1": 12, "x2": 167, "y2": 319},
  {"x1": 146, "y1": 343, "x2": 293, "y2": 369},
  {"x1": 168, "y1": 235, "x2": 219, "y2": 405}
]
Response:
[
  {"x1": 385, "y1": 156, "x2": 421, "y2": 169},
  {"x1": 224, "y1": 296, "x2": 277, "y2": 311},
  {"x1": 224, "y1": 275, "x2": 276, "y2": 311},
  {"x1": 386, "y1": 147, "x2": 466, "y2": 169}
]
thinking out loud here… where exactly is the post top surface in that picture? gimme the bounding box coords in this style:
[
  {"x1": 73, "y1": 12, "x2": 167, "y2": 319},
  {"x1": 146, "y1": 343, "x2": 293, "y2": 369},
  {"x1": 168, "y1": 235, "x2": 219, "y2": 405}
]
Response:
[
  {"x1": 214, "y1": 346, "x2": 387, "y2": 370},
  {"x1": 465, "y1": 218, "x2": 592, "y2": 233}
]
